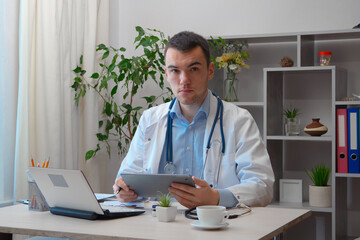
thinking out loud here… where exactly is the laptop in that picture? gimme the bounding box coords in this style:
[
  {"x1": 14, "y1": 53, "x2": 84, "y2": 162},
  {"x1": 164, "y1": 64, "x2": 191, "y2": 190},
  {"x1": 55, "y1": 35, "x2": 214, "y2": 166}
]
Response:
[{"x1": 28, "y1": 167, "x2": 145, "y2": 220}]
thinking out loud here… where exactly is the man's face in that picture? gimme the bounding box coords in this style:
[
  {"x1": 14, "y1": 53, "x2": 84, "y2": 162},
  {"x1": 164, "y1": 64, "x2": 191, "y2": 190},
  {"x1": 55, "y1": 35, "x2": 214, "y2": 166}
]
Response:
[{"x1": 165, "y1": 46, "x2": 214, "y2": 108}]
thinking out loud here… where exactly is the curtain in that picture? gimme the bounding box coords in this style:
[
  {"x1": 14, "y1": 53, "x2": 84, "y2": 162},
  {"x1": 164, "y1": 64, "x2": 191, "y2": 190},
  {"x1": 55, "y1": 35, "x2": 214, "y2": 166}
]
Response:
[
  {"x1": 0, "y1": 0, "x2": 109, "y2": 204},
  {"x1": 0, "y1": 0, "x2": 20, "y2": 206}
]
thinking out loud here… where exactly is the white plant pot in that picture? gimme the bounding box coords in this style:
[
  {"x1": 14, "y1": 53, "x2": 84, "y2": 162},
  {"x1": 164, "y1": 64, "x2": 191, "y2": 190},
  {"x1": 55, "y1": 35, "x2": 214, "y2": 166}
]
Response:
[
  {"x1": 156, "y1": 206, "x2": 177, "y2": 222},
  {"x1": 309, "y1": 185, "x2": 332, "y2": 208}
]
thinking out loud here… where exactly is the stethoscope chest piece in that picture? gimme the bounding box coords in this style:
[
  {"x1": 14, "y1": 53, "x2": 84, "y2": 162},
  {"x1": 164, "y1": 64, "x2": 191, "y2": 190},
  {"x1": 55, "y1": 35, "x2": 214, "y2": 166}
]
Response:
[{"x1": 164, "y1": 162, "x2": 176, "y2": 174}]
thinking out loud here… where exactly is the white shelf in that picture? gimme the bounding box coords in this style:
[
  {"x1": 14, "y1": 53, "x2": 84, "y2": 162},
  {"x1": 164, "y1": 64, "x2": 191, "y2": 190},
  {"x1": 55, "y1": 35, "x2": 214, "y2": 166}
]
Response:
[
  {"x1": 269, "y1": 201, "x2": 333, "y2": 213},
  {"x1": 264, "y1": 66, "x2": 336, "y2": 72},
  {"x1": 335, "y1": 101, "x2": 360, "y2": 106},
  {"x1": 266, "y1": 135, "x2": 333, "y2": 141},
  {"x1": 211, "y1": 29, "x2": 360, "y2": 239},
  {"x1": 211, "y1": 29, "x2": 360, "y2": 44},
  {"x1": 335, "y1": 173, "x2": 360, "y2": 178},
  {"x1": 232, "y1": 102, "x2": 264, "y2": 107}
]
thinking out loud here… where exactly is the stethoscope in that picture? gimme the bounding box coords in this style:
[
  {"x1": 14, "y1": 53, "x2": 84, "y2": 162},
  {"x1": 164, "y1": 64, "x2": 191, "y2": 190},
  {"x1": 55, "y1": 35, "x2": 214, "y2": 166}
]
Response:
[
  {"x1": 164, "y1": 92, "x2": 226, "y2": 178},
  {"x1": 185, "y1": 203, "x2": 252, "y2": 220}
]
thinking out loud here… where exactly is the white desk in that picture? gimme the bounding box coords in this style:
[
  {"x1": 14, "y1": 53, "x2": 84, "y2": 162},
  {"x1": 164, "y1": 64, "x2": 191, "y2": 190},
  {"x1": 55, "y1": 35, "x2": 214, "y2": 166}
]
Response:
[{"x1": 0, "y1": 204, "x2": 311, "y2": 240}]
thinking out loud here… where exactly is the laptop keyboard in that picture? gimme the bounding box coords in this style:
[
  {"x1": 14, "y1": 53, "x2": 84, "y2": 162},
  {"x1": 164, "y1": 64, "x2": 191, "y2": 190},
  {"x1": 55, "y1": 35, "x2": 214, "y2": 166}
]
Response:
[{"x1": 102, "y1": 205, "x2": 144, "y2": 213}]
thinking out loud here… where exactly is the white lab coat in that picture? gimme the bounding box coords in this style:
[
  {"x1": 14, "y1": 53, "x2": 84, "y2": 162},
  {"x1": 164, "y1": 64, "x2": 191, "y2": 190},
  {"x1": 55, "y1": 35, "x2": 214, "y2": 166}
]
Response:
[{"x1": 118, "y1": 92, "x2": 274, "y2": 207}]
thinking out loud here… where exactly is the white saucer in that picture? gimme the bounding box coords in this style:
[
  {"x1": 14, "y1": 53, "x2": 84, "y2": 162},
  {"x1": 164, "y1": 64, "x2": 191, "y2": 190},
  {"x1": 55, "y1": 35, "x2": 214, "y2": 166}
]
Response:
[{"x1": 190, "y1": 220, "x2": 229, "y2": 230}]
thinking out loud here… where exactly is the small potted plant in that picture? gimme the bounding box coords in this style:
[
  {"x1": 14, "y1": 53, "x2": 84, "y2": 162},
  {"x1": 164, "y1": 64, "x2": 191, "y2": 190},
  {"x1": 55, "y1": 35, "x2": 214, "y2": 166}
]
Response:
[
  {"x1": 306, "y1": 163, "x2": 331, "y2": 207},
  {"x1": 283, "y1": 106, "x2": 300, "y2": 136},
  {"x1": 156, "y1": 192, "x2": 177, "y2": 222}
]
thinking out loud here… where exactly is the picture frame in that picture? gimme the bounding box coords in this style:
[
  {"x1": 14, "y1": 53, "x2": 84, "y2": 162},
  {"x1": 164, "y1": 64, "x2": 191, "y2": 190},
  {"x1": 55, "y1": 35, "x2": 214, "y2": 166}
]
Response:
[{"x1": 279, "y1": 179, "x2": 302, "y2": 203}]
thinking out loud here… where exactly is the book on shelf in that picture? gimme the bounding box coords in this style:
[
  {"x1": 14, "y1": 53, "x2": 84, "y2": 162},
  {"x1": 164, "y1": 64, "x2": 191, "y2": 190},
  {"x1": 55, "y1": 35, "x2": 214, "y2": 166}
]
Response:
[
  {"x1": 336, "y1": 108, "x2": 348, "y2": 173},
  {"x1": 347, "y1": 108, "x2": 360, "y2": 173}
]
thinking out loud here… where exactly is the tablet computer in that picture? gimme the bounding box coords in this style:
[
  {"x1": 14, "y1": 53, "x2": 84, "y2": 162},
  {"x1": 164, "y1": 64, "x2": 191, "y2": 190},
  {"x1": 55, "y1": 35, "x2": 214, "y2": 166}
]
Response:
[{"x1": 121, "y1": 173, "x2": 195, "y2": 198}]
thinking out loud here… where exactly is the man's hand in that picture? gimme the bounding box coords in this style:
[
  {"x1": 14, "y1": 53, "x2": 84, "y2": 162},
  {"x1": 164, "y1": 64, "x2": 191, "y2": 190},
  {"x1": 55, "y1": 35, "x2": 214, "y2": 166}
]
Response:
[
  {"x1": 113, "y1": 177, "x2": 138, "y2": 203},
  {"x1": 168, "y1": 176, "x2": 219, "y2": 209}
]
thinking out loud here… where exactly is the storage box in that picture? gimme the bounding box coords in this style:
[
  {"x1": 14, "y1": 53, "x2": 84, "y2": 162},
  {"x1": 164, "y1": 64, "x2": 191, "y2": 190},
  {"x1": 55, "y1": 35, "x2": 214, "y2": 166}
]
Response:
[{"x1": 279, "y1": 179, "x2": 302, "y2": 203}]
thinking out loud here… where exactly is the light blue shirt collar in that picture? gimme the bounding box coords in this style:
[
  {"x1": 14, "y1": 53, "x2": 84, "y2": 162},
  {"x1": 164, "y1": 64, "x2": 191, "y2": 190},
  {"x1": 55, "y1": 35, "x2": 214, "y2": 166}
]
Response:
[{"x1": 169, "y1": 90, "x2": 210, "y2": 123}]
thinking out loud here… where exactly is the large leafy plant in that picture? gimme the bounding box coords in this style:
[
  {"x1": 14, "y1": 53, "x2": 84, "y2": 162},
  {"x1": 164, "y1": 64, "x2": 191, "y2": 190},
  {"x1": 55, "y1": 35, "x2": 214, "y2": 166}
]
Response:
[{"x1": 72, "y1": 26, "x2": 172, "y2": 160}]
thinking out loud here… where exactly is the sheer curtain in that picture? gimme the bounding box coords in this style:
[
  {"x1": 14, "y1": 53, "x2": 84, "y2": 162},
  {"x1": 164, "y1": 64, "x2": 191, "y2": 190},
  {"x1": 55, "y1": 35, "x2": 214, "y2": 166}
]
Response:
[
  {"x1": 0, "y1": 0, "x2": 20, "y2": 207},
  {"x1": 0, "y1": 0, "x2": 109, "y2": 205}
]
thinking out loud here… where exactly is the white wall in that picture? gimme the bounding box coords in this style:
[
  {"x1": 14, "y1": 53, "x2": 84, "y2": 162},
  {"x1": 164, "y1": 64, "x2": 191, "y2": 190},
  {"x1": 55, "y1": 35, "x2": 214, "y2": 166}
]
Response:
[
  {"x1": 106, "y1": 0, "x2": 360, "y2": 188},
  {"x1": 109, "y1": 0, "x2": 360, "y2": 49}
]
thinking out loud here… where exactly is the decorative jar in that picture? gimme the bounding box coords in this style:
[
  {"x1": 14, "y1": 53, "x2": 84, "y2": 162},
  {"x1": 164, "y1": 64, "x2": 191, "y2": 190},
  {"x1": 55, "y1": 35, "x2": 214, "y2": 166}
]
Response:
[
  {"x1": 304, "y1": 118, "x2": 328, "y2": 136},
  {"x1": 319, "y1": 51, "x2": 332, "y2": 66}
]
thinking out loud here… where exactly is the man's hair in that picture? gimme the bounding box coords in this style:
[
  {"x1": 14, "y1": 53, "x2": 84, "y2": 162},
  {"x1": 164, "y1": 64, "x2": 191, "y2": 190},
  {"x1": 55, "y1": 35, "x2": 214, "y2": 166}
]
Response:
[{"x1": 164, "y1": 31, "x2": 211, "y2": 66}]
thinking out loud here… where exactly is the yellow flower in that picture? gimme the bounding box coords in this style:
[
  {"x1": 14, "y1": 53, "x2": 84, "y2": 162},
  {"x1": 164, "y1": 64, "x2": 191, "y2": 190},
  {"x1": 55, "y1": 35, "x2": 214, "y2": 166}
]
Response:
[{"x1": 216, "y1": 51, "x2": 250, "y2": 71}]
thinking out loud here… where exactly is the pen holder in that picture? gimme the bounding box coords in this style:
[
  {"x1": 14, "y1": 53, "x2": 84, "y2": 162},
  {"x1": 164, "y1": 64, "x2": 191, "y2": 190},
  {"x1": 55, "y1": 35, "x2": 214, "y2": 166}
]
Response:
[
  {"x1": 27, "y1": 169, "x2": 49, "y2": 211},
  {"x1": 28, "y1": 180, "x2": 49, "y2": 211}
]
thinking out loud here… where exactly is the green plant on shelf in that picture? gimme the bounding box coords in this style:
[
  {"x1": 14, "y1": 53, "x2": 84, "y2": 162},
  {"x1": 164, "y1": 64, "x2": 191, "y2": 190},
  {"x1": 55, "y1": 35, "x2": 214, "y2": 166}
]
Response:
[
  {"x1": 283, "y1": 106, "x2": 300, "y2": 119},
  {"x1": 306, "y1": 163, "x2": 331, "y2": 186}
]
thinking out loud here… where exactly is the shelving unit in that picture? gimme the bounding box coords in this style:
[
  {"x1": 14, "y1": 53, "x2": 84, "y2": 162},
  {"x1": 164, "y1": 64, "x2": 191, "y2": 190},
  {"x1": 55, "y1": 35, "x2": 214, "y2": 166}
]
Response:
[{"x1": 210, "y1": 29, "x2": 360, "y2": 240}]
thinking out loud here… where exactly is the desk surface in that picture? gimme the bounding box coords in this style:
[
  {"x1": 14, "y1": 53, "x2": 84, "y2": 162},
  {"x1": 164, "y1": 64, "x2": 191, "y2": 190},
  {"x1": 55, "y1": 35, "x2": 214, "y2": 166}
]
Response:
[{"x1": 0, "y1": 204, "x2": 311, "y2": 240}]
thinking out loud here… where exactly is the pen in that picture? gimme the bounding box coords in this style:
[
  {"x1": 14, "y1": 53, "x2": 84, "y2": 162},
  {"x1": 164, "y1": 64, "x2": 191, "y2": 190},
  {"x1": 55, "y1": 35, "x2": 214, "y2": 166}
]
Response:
[
  {"x1": 115, "y1": 187, "x2": 122, "y2": 195},
  {"x1": 17, "y1": 199, "x2": 29, "y2": 205}
]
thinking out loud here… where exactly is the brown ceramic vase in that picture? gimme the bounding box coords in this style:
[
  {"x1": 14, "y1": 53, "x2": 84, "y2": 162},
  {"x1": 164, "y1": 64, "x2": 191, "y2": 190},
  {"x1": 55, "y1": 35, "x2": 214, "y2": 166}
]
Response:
[{"x1": 304, "y1": 118, "x2": 328, "y2": 136}]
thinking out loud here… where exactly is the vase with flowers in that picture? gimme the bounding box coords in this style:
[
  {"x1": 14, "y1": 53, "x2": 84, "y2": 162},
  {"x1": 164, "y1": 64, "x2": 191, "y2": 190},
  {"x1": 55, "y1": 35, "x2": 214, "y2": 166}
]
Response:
[{"x1": 210, "y1": 37, "x2": 250, "y2": 102}]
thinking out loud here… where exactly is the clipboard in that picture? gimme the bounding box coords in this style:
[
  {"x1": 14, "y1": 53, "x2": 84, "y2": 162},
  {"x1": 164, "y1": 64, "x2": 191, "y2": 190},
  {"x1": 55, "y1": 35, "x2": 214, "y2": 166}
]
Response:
[{"x1": 121, "y1": 173, "x2": 195, "y2": 197}]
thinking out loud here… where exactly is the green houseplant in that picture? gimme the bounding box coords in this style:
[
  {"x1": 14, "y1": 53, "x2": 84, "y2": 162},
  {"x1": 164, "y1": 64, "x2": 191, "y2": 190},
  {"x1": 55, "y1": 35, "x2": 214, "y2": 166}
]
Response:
[
  {"x1": 71, "y1": 26, "x2": 172, "y2": 160},
  {"x1": 306, "y1": 163, "x2": 331, "y2": 186},
  {"x1": 283, "y1": 106, "x2": 300, "y2": 119},
  {"x1": 156, "y1": 192, "x2": 177, "y2": 222},
  {"x1": 157, "y1": 192, "x2": 172, "y2": 207},
  {"x1": 306, "y1": 163, "x2": 332, "y2": 207},
  {"x1": 283, "y1": 106, "x2": 300, "y2": 136}
]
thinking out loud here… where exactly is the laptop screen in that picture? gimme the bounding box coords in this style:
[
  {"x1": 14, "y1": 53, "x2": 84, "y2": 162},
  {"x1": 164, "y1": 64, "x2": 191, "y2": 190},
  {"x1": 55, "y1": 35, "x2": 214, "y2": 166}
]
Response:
[{"x1": 28, "y1": 167, "x2": 104, "y2": 215}]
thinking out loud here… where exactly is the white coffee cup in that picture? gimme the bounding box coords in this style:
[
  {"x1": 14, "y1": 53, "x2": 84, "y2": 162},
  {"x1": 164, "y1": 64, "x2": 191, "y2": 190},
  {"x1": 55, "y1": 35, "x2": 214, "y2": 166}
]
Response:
[{"x1": 196, "y1": 205, "x2": 229, "y2": 226}]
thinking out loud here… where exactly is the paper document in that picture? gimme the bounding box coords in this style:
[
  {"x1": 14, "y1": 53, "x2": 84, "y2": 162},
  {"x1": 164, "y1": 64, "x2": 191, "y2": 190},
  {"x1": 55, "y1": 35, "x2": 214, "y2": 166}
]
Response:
[
  {"x1": 95, "y1": 193, "x2": 116, "y2": 201},
  {"x1": 228, "y1": 207, "x2": 251, "y2": 216},
  {"x1": 102, "y1": 200, "x2": 145, "y2": 208}
]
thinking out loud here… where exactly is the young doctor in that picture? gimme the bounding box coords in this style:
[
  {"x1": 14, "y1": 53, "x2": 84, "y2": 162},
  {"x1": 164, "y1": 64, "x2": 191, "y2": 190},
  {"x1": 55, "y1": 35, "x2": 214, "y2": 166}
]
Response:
[{"x1": 113, "y1": 31, "x2": 274, "y2": 209}]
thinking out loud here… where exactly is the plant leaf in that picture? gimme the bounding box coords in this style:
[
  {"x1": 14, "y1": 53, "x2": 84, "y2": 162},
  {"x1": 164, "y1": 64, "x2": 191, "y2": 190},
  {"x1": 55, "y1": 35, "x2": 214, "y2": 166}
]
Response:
[
  {"x1": 111, "y1": 85, "x2": 118, "y2": 97},
  {"x1": 85, "y1": 150, "x2": 95, "y2": 160},
  {"x1": 91, "y1": 73, "x2": 99, "y2": 79},
  {"x1": 102, "y1": 51, "x2": 109, "y2": 60}
]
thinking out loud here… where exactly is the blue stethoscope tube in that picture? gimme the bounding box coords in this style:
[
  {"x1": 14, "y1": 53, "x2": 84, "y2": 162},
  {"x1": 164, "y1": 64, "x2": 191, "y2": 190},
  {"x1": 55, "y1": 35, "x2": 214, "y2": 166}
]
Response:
[{"x1": 164, "y1": 92, "x2": 225, "y2": 175}]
